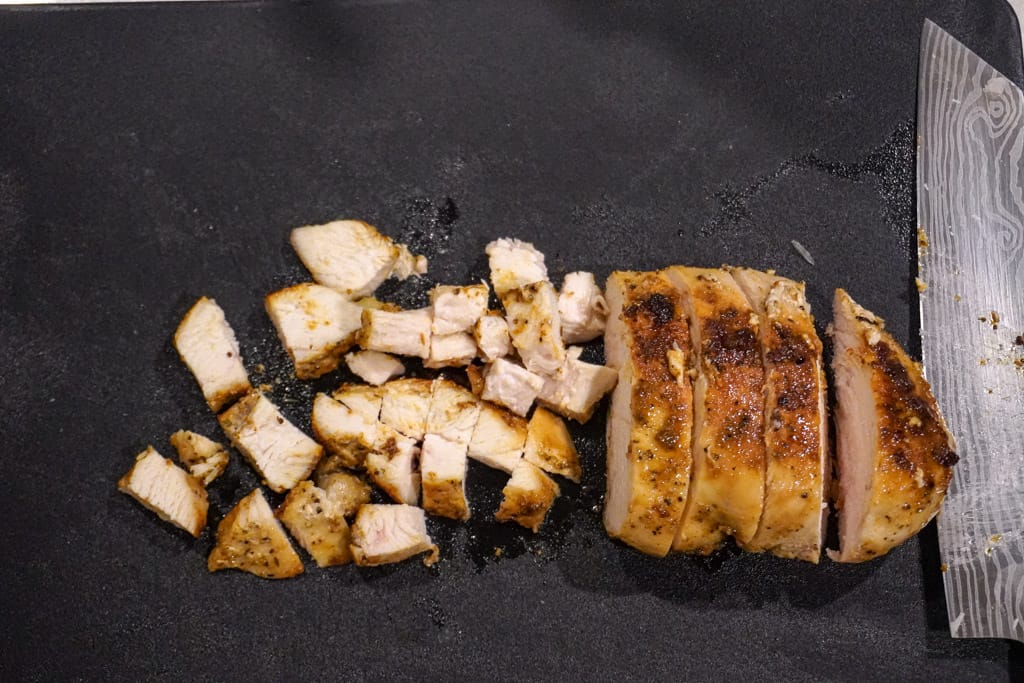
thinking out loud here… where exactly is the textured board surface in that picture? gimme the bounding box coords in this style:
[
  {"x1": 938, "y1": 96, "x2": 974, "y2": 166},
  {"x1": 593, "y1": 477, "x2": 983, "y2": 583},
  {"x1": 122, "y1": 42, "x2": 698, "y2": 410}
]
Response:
[
  {"x1": 918, "y1": 20, "x2": 1024, "y2": 643},
  {"x1": 1, "y1": 1, "x2": 1023, "y2": 680}
]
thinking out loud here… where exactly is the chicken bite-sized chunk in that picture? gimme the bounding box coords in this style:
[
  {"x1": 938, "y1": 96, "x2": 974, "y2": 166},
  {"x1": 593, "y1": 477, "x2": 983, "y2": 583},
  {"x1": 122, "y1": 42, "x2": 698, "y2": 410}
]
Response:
[
  {"x1": 430, "y1": 283, "x2": 490, "y2": 335},
  {"x1": 359, "y1": 307, "x2": 432, "y2": 359},
  {"x1": 276, "y1": 481, "x2": 353, "y2": 568},
  {"x1": 311, "y1": 392, "x2": 378, "y2": 471},
  {"x1": 118, "y1": 446, "x2": 208, "y2": 537},
  {"x1": 350, "y1": 504, "x2": 438, "y2": 567},
  {"x1": 173, "y1": 297, "x2": 251, "y2": 412},
  {"x1": 495, "y1": 460, "x2": 560, "y2": 533},
  {"x1": 501, "y1": 281, "x2": 567, "y2": 377},
  {"x1": 290, "y1": 219, "x2": 425, "y2": 298},
  {"x1": 523, "y1": 407, "x2": 581, "y2": 483},
  {"x1": 481, "y1": 358, "x2": 545, "y2": 417},
  {"x1": 365, "y1": 425, "x2": 421, "y2": 506},
  {"x1": 420, "y1": 434, "x2": 471, "y2": 521},
  {"x1": 829, "y1": 289, "x2": 957, "y2": 563},
  {"x1": 425, "y1": 378, "x2": 482, "y2": 446},
  {"x1": 345, "y1": 350, "x2": 405, "y2": 386},
  {"x1": 425, "y1": 332, "x2": 478, "y2": 369},
  {"x1": 332, "y1": 383, "x2": 383, "y2": 422},
  {"x1": 264, "y1": 283, "x2": 364, "y2": 379},
  {"x1": 219, "y1": 391, "x2": 323, "y2": 493},
  {"x1": 169, "y1": 430, "x2": 229, "y2": 486},
  {"x1": 473, "y1": 311, "x2": 513, "y2": 362},
  {"x1": 208, "y1": 489, "x2": 304, "y2": 579},
  {"x1": 486, "y1": 237, "x2": 548, "y2": 297},
  {"x1": 379, "y1": 377, "x2": 433, "y2": 440},
  {"x1": 537, "y1": 347, "x2": 617, "y2": 423},
  {"x1": 468, "y1": 402, "x2": 528, "y2": 473},
  {"x1": 316, "y1": 471, "x2": 373, "y2": 518},
  {"x1": 558, "y1": 272, "x2": 609, "y2": 344}
]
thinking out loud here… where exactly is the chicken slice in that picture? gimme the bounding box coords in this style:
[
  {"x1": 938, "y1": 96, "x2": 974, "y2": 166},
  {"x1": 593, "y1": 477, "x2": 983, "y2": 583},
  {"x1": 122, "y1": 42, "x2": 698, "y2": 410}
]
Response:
[
  {"x1": 365, "y1": 425, "x2": 421, "y2": 506},
  {"x1": 473, "y1": 311, "x2": 513, "y2": 362},
  {"x1": 558, "y1": 272, "x2": 609, "y2": 344},
  {"x1": 666, "y1": 267, "x2": 767, "y2": 553},
  {"x1": 169, "y1": 430, "x2": 229, "y2": 486},
  {"x1": 264, "y1": 283, "x2": 363, "y2": 379},
  {"x1": 359, "y1": 307, "x2": 432, "y2": 359},
  {"x1": 425, "y1": 332, "x2": 478, "y2": 369},
  {"x1": 316, "y1": 471, "x2": 372, "y2": 518},
  {"x1": 486, "y1": 237, "x2": 548, "y2": 297},
  {"x1": 603, "y1": 271, "x2": 694, "y2": 557},
  {"x1": 468, "y1": 402, "x2": 528, "y2": 473},
  {"x1": 311, "y1": 392, "x2": 378, "y2": 471},
  {"x1": 345, "y1": 350, "x2": 405, "y2": 386},
  {"x1": 537, "y1": 349, "x2": 618, "y2": 423},
  {"x1": 481, "y1": 358, "x2": 544, "y2": 417},
  {"x1": 420, "y1": 434, "x2": 471, "y2": 520},
  {"x1": 332, "y1": 383, "x2": 383, "y2": 422},
  {"x1": 207, "y1": 488, "x2": 304, "y2": 579},
  {"x1": 118, "y1": 446, "x2": 208, "y2": 537},
  {"x1": 350, "y1": 504, "x2": 438, "y2": 567},
  {"x1": 276, "y1": 480, "x2": 353, "y2": 567},
  {"x1": 173, "y1": 297, "x2": 251, "y2": 412},
  {"x1": 501, "y1": 281, "x2": 567, "y2": 377},
  {"x1": 430, "y1": 283, "x2": 490, "y2": 335},
  {"x1": 219, "y1": 391, "x2": 324, "y2": 493},
  {"x1": 495, "y1": 460, "x2": 560, "y2": 533},
  {"x1": 829, "y1": 289, "x2": 957, "y2": 563},
  {"x1": 731, "y1": 268, "x2": 828, "y2": 563},
  {"x1": 290, "y1": 219, "x2": 425, "y2": 298},
  {"x1": 523, "y1": 407, "x2": 581, "y2": 483},
  {"x1": 425, "y1": 378, "x2": 482, "y2": 446},
  {"x1": 379, "y1": 377, "x2": 433, "y2": 440}
]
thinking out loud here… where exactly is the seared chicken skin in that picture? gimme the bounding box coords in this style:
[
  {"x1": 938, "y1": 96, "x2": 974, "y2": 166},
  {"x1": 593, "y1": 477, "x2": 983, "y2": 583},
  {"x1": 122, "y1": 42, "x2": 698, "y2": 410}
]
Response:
[
  {"x1": 731, "y1": 268, "x2": 828, "y2": 562},
  {"x1": 603, "y1": 271, "x2": 694, "y2": 557},
  {"x1": 830, "y1": 289, "x2": 957, "y2": 563},
  {"x1": 667, "y1": 267, "x2": 766, "y2": 553}
]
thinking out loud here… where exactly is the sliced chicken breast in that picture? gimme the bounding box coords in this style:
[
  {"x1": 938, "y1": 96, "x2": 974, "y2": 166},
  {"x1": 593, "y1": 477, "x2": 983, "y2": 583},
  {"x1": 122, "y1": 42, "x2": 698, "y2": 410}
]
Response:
[
  {"x1": 558, "y1": 271, "x2": 609, "y2": 344},
  {"x1": 208, "y1": 488, "x2": 304, "y2": 579},
  {"x1": 350, "y1": 504, "x2": 438, "y2": 567},
  {"x1": 359, "y1": 307, "x2": 433, "y2": 359},
  {"x1": 425, "y1": 332, "x2": 478, "y2": 369},
  {"x1": 468, "y1": 402, "x2": 528, "y2": 473},
  {"x1": 829, "y1": 289, "x2": 957, "y2": 563},
  {"x1": 425, "y1": 378, "x2": 482, "y2": 446},
  {"x1": 264, "y1": 283, "x2": 363, "y2": 379},
  {"x1": 523, "y1": 407, "x2": 581, "y2": 483},
  {"x1": 276, "y1": 480, "x2": 353, "y2": 567},
  {"x1": 365, "y1": 424, "x2": 421, "y2": 506},
  {"x1": 473, "y1": 311, "x2": 513, "y2": 362},
  {"x1": 169, "y1": 430, "x2": 229, "y2": 486},
  {"x1": 486, "y1": 237, "x2": 548, "y2": 297},
  {"x1": 495, "y1": 460, "x2": 560, "y2": 533},
  {"x1": 430, "y1": 283, "x2": 490, "y2": 335},
  {"x1": 501, "y1": 281, "x2": 567, "y2": 377},
  {"x1": 332, "y1": 383, "x2": 383, "y2": 422},
  {"x1": 537, "y1": 347, "x2": 618, "y2": 423},
  {"x1": 420, "y1": 434, "x2": 471, "y2": 521},
  {"x1": 311, "y1": 392, "x2": 378, "y2": 470},
  {"x1": 666, "y1": 267, "x2": 767, "y2": 553},
  {"x1": 316, "y1": 470, "x2": 372, "y2": 518},
  {"x1": 731, "y1": 268, "x2": 828, "y2": 562},
  {"x1": 118, "y1": 446, "x2": 208, "y2": 537},
  {"x1": 481, "y1": 358, "x2": 545, "y2": 417},
  {"x1": 174, "y1": 297, "x2": 251, "y2": 412},
  {"x1": 603, "y1": 271, "x2": 694, "y2": 557},
  {"x1": 345, "y1": 350, "x2": 405, "y2": 386},
  {"x1": 379, "y1": 377, "x2": 434, "y2": 440}
]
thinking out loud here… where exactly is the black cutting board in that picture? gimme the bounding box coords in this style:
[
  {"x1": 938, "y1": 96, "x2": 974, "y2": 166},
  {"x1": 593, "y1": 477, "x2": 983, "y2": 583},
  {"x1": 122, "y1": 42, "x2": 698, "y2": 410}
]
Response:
[{"x1": 1, "y1": 1, "x2": 1022, "y2": 680}]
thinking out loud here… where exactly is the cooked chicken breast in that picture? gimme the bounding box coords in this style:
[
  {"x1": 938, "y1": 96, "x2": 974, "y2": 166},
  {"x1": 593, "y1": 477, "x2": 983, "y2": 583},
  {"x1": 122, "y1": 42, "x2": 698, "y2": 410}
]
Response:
[
  {"x1": 523, "y1": 407, "x2": 581, "y2": 483},
  {"x1": 495, "y1": 460, "x2": 560, "y2": 533},
  {"x1": 118, "y1": 446, "x2": 208, "y2": 537},
  {"x1": 468, "y1": 402, "x2": 528, "y2": 473},
  {"x1": 379, "y1": 378, "x2": 434, "y2": 440},
  {"x1": 208, "y1": 488, "x2": 304, "y2": 578},
  {"x1": 731, "y1": 268, "x2": 828, "y2": 563},
  {"x1": 345, "y1": 350, "x2": 405, "y2": 386},
  {"x1": 290, "y1": 220, "x2": 425, "y2": 298},
  {"x1": 169, "y1": 430, "x2": 229, "y2": 486},
  {"x1": 558, "y1": 272, "x2": 609, "y2": 344},
  {"x1": 473, "y1": 311, "x2": 513, "y2": 362},
  {"x1": 173, "y1": 297, "x2": 251, "y2": 412},
  {"x1": 264, "y1": 283, "x2": 363, "y2": 379},
  {"x1": 425, "y1": 378, "x2": 482, "y2": 446},
  {"x1": 829, "y1": 289, "x2": 957, "y2": 563},
  {"x1": 481, "y1": 358, "x2": 545, "y2": 417},
  {"x1": 219, "y1": 391, "x2": 324, "y2": 493},
  {"x1": 430, "y1": 283, "x2": 490, "y2": 335},
  {"x1": 359, "y1": 307, "x2": 433, "y2": 359},
  {"x1": 501, "y1": 281, "x2": 567, "y2": 377},
  {"x1": 666, "y1": 267, "x2": 767, "y2": 553},
  {"x1": 332, "y1": 383, "x2": 383, "y2": 422},
  {"x1": 420, "y1": 434, "x2": 471, "y2": 521},
  {"x1": 391, "y1": 243, "x2": 429, "y2": 280},
  {"x1": 425, "y1": 332, "x2": 478, "y2": 369},
  {"x1": 310, "y1": 392, "x2": 378, "y2": 470},
  {"x1": 603, "y1": 271, "x2": 694, "y2": 557},
  {"x1": 537, "y1": 347, "x2": 618, "y2": 423},
  {"x1": 350, "y1": 504, "x2": 438, "y2": 567},
  {"x1": 277, "y1": 481, "x2": 353, "y2": 567},
  {"x1": 316, "y1": 470, "x2": 372, "y2": 518},
  {"x1": 486, "y1": 237, "x2": 548, "y2": 297},
  {"x1": 365, "y1": 425, "x2": 421, "y2": 506}
]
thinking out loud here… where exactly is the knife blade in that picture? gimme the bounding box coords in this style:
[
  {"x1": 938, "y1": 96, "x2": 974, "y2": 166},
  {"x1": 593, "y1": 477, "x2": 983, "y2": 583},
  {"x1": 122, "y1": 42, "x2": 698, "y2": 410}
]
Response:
[{"x1": 917, "y1": 19, "x2": 1024, "y2": 643}]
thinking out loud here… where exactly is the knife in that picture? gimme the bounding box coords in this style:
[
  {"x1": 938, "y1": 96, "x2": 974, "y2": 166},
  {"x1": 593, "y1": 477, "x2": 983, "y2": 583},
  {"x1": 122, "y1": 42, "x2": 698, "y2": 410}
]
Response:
[{"x1": 917, "y1": 19, "x2": 1024, "y2": 643}]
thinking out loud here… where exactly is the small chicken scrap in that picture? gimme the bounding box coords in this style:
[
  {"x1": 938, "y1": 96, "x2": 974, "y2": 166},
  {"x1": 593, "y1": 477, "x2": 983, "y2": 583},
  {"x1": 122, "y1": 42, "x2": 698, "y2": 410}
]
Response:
[
  {"x1": 495, "y1": 460, "x2": 560, "y2": 533},
  {"x1": 174, "y1": 297, "x2": 251, "y2": 412},
  {"x1": 169, "y1": 430, "x2": 229, "y2": 486},
  {"x1": 118, "y1": 446, "x2": 208, "y2": 537},
  {"x1": 208, "y1": 489, "x2": 304, "y2": 579},
  {"x1": 350, "y1": 504, "x2": 438, "y2": 567},
  {"x1": 345, "y1": 350, "x2": 405, "y2": 386}
]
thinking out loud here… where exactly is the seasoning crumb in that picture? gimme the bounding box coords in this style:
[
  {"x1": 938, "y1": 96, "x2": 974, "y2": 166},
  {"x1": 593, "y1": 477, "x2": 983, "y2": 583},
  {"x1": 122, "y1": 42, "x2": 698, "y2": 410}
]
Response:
[
  {"x1": 254, "y1": 363, "x2": 266, "y2": 374},
  {"x1": 494, "y1": 547, "x2": 503, "y2": 558},
  {"x1": 917, "y1": 226, "x2": 929, "y2": 249},
  {"x1": 991, "y1": 534, "x2": 1002, "y2": 544},
  {"x1": 940, "y1": 563, "x2": 948, "y2": 572},
  {"x1": 953, "y1": 294, "x2": 961, "y2": 302},
  {"x1": 915, "y1": 277, "x2": 927, "y2": 293},
  {"x1": 990, "y1": 310, "x2": 1000, "y2": 330},
  {"x1": 1015, "y1": 335, "x2": 1024, "y2": 347}
]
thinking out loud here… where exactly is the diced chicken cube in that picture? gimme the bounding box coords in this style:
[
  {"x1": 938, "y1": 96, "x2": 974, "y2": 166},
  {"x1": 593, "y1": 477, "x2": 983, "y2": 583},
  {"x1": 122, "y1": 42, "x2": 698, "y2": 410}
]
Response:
[
  {"x1": 495, "y1": 461, "x2": 560, "y2": 533},
  {"x1": 350, "y1": 504, "x2": 438, "y2": 567},
  {"x1": 420, "y1": 434, "x2": 471, "y2": 521},
  {"x1": 486, "y1": 238, "x2": 549, "y2": 296},
  {"x1": 501, "y1": 281, "x2": 567, "y2": 377},
  {"x1": 332, "y1": 383, "x2": 383, "y2": 422},
  {"x1": 208, "y1": 489, "x2": 304, "y2": 579},
  {"x1": 379, "y1": 378, "x2": 433, "y2": 440},
  {"x1": 537, "y1": 350, "x2": 618, "y2": 423},
  {"x1": 359, "y1": 307, "x2": 432, "y2": 359},
  {"x1": 311, "y1": 392, "x2": 378, "y2": 471},
  {"x1": 173, "y1": 297, "x2": 251, "y2": 412},
  {"x1": 345, "y1": 350, "x2": 405, "y2": 386},
  {"x1": 365, "y1": 425, "x2": 421, "y2": 506},
  {"x1": 264, "y1": 283, "x2": 363, "y2": 379},
  {"x1": 481, "y1": 358, "x2": 544, "y2": 417},
  {"x1": 558, "y1": 272, "x2": 609, "y2": 344},
  {"x1": 276, "y1": 481, "x2": 353, "y2": 567},
  {"x1": 425, "y1": 378, "x2": 482, "y2": 446},
  {"x1": 523, "y1": 407, "x2": 581, "y2": 483},
  {"x1": 468, "y1": 402, "x2": 528, "y2": 473},
  {"x1": 118, "y1": 446, "x2": 208, "y2": 537},
  {"x1": 425, "y1": 332, "x2": 478, "y2": 369},
  {"x1": 169, "y1": 430, "x2": 229, "y2": 486},
  {"x1": 316, "y1": 471, "x2": 372, "y2": 518},
  {"x1": 430, "y1": 283, "x2": 490, "y2": 335},
  {"x1": 219, "y1": 391, "x2": 323, "y2": 493},
  {"x1": 473, "y1": 311, "x2": 513, "y2": 362}
]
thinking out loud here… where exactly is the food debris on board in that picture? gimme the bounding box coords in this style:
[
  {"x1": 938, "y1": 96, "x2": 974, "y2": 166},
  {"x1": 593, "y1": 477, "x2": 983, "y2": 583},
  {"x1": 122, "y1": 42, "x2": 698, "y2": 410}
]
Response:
[{"x1": 117, "y1": 219, "x2": 958, "y2": 578}]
